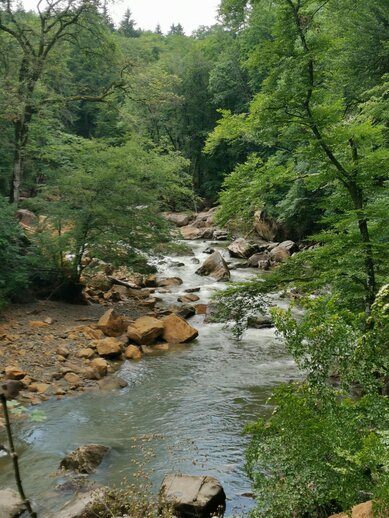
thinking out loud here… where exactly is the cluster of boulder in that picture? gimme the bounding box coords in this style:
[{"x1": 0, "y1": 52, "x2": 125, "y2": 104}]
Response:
[
  {"x1": 0, "y1": 441, "x2": 226, "y2": 518},
  {"x1": 164, "y1": 208, "x2": 228, "y2": 241},
  {"x1": 164, "y1": 208, "x2": 300, "y2": 272},
  {"x1": 227, "y1": 237, "x2": 299, "y2": 270},
  {"x1": 2, "y1": 306, "x2": 199, "y2": 405}
]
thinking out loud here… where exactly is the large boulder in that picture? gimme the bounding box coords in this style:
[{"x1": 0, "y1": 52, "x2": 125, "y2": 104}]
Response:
[
  {"x1": 254, "y1": 209, "x2": 285, "y2": 241},
  {"x1": 60, "y1": 444, "x2": 110, "y2": 474},
  {"x1": 162, "y1": 314, "x2": 198, "y2": 343},
  {"x1": 90, "y1": 358, "x2": 109, "y2": 378},
  {"x1": 164, "y1": 212, "x2": 194, "y2": 227},
  {"x1": 94, "y1": 337, "x2": 122, "y2": 358},
  {"x1": 269, "y1": 240, "x2": 298, "y2": 263},
  {"x1": 228, "y1": 238, "x2": 258, "y2": 259},
  {"x1": 192, "y1": 208, "x2": 217, "y2": 229},
  {"x1": 0, "y1": 488, "x2": 24, "y2": 518},
  {"x1": 195, "y1": 251, "x2": 230, "y2": 282},
  {"x1": 247, "y1": 252, "x2": 268, "y2": 267},
  {"x1": 126, "y1": 316, "x2": 164, "y2": 345},
  {"x1": 328, "y1": 500, "x2": 373, "y2": 518},
  {"x1": 17, "y1": 208, "x2": 37, "y2": 228},
  {"x1": 97, "y1": 309, "x2": 129, "y2": 337},
  {"x1": 180, "y1": 225, "x2": 205, "y2": 240},
  {"x1": 159, "y1": 474, "x2": 226, "y2": 518},
  {"x1": 124, "y1": 344, "x2": 142, "y2": 360}
]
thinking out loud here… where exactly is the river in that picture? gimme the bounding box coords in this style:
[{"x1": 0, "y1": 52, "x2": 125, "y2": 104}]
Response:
[{"x1": 0, "y1": 240, "x2": 299, "y2": 516}]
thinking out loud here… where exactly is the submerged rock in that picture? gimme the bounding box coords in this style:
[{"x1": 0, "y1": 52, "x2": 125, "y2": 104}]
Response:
[
  {"x1": 159, "y1": 474, "x2": 226, "y2": 518},
  {"x1": 47, "y1": 488, "x2": 106, "y2": 518},
  {"x1": 60, "y1": 445, "x2": 110, "y2": 474}
]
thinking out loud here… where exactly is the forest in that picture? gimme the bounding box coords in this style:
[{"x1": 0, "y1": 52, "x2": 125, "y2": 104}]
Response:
[{"x1": 0, "y1": 0, "x2": 388, "y2": 517}]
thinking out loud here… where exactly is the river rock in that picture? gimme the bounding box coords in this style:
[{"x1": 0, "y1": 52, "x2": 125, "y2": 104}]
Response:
[
  {"x1": 64, "y1": 372, "x2": 82, "y2": 387},
  {"x1": 0, "y1": 488, "x2": 24, "y2": 518},
  {"x1": 163, "y1": 212, "x2": 194, "y2": 227},
  {"x1": 254, "y1": 209, "x2": 285, "y2": 241},
  {"x1": 4, "y1": 366, "x2": 26, "y2": 380},
  {"x1": 0, "y1": 380, "x2": 23, "y2": 400},
  {"x1": 97, "y1": 309, "x2": 129, "y2": 337},
  {"x1": 90, "y1": 358, "x2": 109, "y2": 377},
  {"x1": 76, "y1": 348, "x2": 95, "y2": 359},
  {"x1": 126, "y1": 316, "x2": 164, "y2": 345},
  {"x1": 248, "y1": 252, "x2": 269, "y2": 267},
  {"x1": 162, "y1": 314, "x2": 198, "y2": 343},
  {"x1": 47, "y1": 488, "x2": 106, "y2": 518},
  {"x1": 60, "y1": 445, "x2": 110, "y2": 474},
  {"x1": 184, "y1": 287, "x2": 201, "y2": 293},
  {"x1": 269, "y1": 240, "x2": 297, "y2": 263},
  {"x1": 177, "y1": 293, "x2": 200, "y2": 303},
  {"x1": 157, "y1": 277, "x2": 183, "y2": 287},
  {"x1": 213, "y1": 229, "x2": 229, "y2": 240},
  {"x1": 195, "y1": 251, "x2": 230, "y2": 282},
  {"x1": 192, "y1": 207, "x2": 217, "y2": 228},
  {"x1": 228, "y1": 238, "x2": 258, "y2": 259},
  {"x1": 169, "y1": 304, "x2": 196, "y2": 319},
  {"x1": 247, "y1": 314, "x2": 274, "y2": 329},
  {"x1": 124, "y1": 344, "x2": 142, "y2": 360},
  {"x1": 94, "y1": 337, "x2": 122, "y2": 358},
  {"x1": 328, "y1": 500, "x2": 373, "y2": 518},
  {"x1": 97, "y1": 376, "x2": 128, "y2": 391},
  {"x1": 195, "y1": 304, "x2": 208, "y2": 315},
  {"x1": 28, "y1": 382, "x2": 50, "y2": 393},
  {"x1": 144, "y1": 273, "x2": 157, "y2": 287},
  {"x1": 159, "y1": 474, "x2": 226, "y2": 518},
  {"x1": 180, "y1": 225, "x2": 205, "y2": 240},
  {"x1": 102, "y1": 285, "x2": 128, "y2": 302}
]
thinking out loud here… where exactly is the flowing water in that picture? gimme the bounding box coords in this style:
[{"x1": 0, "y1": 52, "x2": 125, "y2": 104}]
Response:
[{"x1": 0, "y1": 241, "x2": 299, "y2": 516}]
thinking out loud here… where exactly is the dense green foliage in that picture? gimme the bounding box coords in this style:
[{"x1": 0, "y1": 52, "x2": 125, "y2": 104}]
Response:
[
  {"x1": 0, "y1": 197, "x2": 28, "y2": 307},
  {"x1": 209, "y1": 1, "x2": 389, "y2": 515}
]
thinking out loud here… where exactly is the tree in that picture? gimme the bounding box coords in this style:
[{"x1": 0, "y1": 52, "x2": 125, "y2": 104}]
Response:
[
  {"x1": 212, "y1": 1, "x2": 389, "y2": 514},
  {"x1": 168, "y1": 23, "x2": 184, "y2": 36},
  {"x1": 118, "y1": 8, "x2": 139, "y2": 38},
  {"x1": 214, "y1": 0, "x2": 389, "y2": 311},
  {"x1": 28, "y1": 134, "x2": 192, "y2": 296},
  {"x1": 0, "y1": 197, "x2": 28, "y2": 307},
  {"x1": 0, "y1": 0, "x2": 121, "y2": 204}
]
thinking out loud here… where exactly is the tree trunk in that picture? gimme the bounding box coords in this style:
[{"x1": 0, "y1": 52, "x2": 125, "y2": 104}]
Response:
[
  {"x1": 348, "y1": 181, "x2": 376, "y2": 311},
  {"x1": 10, "y1": 104, "x2": 33, "y2": 204}
]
